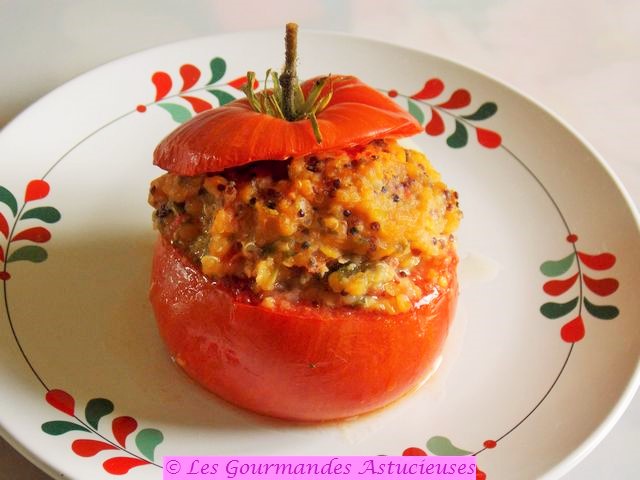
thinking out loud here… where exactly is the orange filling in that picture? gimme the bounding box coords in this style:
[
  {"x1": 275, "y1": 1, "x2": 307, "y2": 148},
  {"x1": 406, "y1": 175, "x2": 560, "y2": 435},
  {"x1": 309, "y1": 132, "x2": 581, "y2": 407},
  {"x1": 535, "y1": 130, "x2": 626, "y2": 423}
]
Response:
[{"x1": 149, "y1": 138, "x2": 461, "y2": 313}]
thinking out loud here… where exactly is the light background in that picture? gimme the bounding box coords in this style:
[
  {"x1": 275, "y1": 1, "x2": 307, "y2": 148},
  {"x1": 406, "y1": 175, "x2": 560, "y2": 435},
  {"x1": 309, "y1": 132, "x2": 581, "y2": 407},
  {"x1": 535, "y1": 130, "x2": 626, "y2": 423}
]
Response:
[{"x1": 0, "y1": 0, "x2": 638, "y2": 478}]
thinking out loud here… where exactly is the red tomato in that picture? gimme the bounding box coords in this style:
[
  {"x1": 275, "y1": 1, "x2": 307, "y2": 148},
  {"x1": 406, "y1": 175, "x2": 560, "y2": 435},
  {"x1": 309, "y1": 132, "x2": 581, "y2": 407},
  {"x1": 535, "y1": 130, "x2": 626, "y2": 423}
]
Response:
[
  {"x1": 153, "y1": 76, "x2": 422, "y2": 176},
  {"x1": 150, "y1": 238, "x2": 458, "y2": 421}
]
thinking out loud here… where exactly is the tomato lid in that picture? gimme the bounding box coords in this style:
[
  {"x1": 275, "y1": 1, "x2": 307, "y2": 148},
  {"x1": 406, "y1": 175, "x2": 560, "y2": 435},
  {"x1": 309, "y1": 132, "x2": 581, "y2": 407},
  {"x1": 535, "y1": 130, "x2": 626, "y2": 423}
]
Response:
[{"x1": 153, "y1": 75, "x2": 421, "y2": 176}]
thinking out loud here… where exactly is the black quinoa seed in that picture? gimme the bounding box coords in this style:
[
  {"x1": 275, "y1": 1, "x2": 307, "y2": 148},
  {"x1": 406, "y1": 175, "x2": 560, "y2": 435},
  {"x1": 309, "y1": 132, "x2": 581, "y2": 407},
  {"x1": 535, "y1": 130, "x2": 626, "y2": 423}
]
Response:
[
  {"x1": 306, "y1": 157, "x2": 320, "y2": 172},
  {"x1": 332, "y1": 179, "x2": 341, "y2": 189},
  {"x1": 370, "y1": 221, "x2": 380, "y2": 231},
  {"x1": 297, "y1": 209, "x2": 305, "y2": 218},
  {"x1": 249, "y1": 197, "x2": 257, "y2": 205},
  {"x1": 381, "y1": 186, "x2": 387, "y2": 193},
  {"x1": 266, "y1": 200, "x2": 277, "y2": 209},
  {"x1": 392, "y1": 194, "x2": 400, "y2": 202},
  {"x1": 301, "y1": 241, "x2": 310, "y2": 249},
  {"x1": 327, "y1": 262, "x2": 341, "y2": 273},
  {"x1": 156, "y1": 205, "x2": 170, "y2": 218},
  {"x1": 348, "y1": 226, "x2": 359, "y2": 235},
  {"x1": 343, "y1": 209, "x2": 352, "y2": 217}
]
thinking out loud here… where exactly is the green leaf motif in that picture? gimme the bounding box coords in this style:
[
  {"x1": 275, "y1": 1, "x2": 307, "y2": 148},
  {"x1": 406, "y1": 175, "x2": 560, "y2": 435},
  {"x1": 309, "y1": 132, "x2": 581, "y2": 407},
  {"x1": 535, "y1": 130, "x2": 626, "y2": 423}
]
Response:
[
  {"x1": 136, "y1": 428, "x2": 164, "y2": 461},
  {"x1": 540, "y1": 253, "x2": 575, "y2": 277},
  {"x1": 426, "y1": 436, "x2": 471, "y2": 456},
  {"x1": 7, "y1": 245, "x2": 47, "y2": 263},
  {"x1": 208, "y1": 57, "x2": 227, "y2": 85},
  {"x1": 462, "y1": 102, "x2": 498, "y2": 121},
  {"x1": 584, "y1": 297, "x2": 619, "y2": 320},
  {"x1": 0, "y1": 186, "x2": 18, "y2": 217},
  {"x1": 208, "y1": 89, "x2": 236, "y2": 106},
  {"x1": 42, "y1": 420, "x2": 89, "y2": 436},
  {"x1": 157, "y1": 103, "x2": 192, "y2": 123},
  {"x1": 407, "y1": 99, "x2": 425, "y2": 125},
  {"x1": 21, "y1": 206, "x2": 61, "y2": 223},
  {"x1": 446, "y1": 121, "x2": 468, "y2": 148},
  {"x1": 540, "y1": 297, "x2": 579, "y2": 319},
  {"x1": 85, "y1": 398, "x2": 114, "y2": 429}
]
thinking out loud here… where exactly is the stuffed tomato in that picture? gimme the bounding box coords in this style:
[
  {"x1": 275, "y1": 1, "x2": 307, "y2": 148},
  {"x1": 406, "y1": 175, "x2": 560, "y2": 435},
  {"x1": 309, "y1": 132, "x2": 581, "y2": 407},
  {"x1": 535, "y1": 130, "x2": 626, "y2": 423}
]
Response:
[
  {"x1": 150, "y1": 235, "x2": 457, "y2": 421},
  {"x1": 148, "y1": 24, "x2": 461, "y2": 421}
]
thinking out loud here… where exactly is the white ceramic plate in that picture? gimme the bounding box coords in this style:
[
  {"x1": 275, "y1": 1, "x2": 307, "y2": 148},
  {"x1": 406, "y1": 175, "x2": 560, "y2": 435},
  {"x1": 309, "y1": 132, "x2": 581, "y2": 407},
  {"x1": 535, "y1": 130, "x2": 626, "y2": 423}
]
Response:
[{"x1": 1, "y1": 31, "x2": 638, "y2": 480}]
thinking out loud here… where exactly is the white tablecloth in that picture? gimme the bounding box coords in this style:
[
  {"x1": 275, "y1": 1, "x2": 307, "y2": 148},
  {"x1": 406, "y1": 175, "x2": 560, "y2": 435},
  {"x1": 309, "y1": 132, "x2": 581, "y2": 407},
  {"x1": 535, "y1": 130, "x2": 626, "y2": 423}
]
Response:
[{"x1": 1, "y1": 1, "x2": 638, "y2": 478}]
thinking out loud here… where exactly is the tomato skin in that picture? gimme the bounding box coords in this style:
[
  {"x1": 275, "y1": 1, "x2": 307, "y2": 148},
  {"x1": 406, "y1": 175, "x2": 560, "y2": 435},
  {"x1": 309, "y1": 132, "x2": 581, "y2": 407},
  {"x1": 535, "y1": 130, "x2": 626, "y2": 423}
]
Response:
[
  {"x1": 150, "y1": 238, "x2": 458, "y2": 421},
  {"x1": 154, "y1": 76, "x2": 422, "y2": 176}
]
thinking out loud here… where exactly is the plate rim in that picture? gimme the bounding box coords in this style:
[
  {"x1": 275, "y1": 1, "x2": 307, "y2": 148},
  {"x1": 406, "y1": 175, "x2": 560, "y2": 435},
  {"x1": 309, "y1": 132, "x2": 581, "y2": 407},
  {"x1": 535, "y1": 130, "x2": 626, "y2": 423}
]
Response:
[{"x1": 0, "y1": 29, "x2": 639, "y2": 480}]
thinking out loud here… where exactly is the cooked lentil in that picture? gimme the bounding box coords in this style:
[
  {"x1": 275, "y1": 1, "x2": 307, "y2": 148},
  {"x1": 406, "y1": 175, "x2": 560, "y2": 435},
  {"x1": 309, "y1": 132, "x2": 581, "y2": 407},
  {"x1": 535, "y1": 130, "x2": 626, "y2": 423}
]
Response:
[{"x1": 149, "y1": 138, "x2": 461, "y2": 314}]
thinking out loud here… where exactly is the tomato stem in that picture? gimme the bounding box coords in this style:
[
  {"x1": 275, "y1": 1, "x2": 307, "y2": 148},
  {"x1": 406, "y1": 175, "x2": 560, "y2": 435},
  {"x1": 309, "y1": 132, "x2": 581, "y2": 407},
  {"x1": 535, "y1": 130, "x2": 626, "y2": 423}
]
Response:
[
  {"x1": 240, "y1": 22, "x2": 332, "y2": 144},
  {"x1": 280, "y1": 23, "x2": 298, "y2": 121}
]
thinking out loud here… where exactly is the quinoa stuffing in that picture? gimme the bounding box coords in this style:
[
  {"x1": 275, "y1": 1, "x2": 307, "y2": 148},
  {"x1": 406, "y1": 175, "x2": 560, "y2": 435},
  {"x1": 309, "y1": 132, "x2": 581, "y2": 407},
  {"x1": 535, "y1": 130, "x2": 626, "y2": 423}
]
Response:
[{"x1": 149, "y1": 138, "x2": 461, "y2": 313}]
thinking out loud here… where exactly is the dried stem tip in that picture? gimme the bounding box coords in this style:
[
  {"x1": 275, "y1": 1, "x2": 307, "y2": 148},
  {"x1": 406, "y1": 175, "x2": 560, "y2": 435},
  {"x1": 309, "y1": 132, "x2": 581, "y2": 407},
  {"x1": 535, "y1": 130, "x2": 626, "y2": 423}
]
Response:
[
  {"x1": 280, "y1": 23, "x2": 299, "y2": 121},
  {"x1": 284, "y1": 23, "x2": 298, "y2": 77}
]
